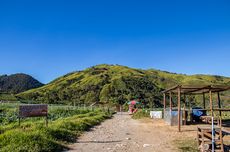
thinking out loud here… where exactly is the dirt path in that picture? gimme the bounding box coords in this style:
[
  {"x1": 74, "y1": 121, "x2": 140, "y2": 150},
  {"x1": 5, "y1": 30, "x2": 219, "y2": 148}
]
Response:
[{"x1": 68, "y1": 113, "x2": 197, "y2": 152}]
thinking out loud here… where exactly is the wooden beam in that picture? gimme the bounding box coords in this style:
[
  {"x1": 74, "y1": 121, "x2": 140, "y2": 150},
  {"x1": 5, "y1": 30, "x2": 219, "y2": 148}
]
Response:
[
  {"x1": 209, "y1": 90, "x2": 213, "y2": 116},
  {"x1": 183, "y1": 94, "x2": 186, "y2": 125},
  {"x1": 193, "y1": 108, "x2": 230, "y2": 111},
  {"x1": 178, "y1": 87, "x2": 181, "y2": 132},
  {"x1": 213, "y1": 108, "x2": 230, "y2": 111},
  {"x1": 181, "y1": 85, "x2": 210, "y2": 89},
  {"x1": 164, "y1": 85, "x2": 230, "y2": 95},
  {"x1": 163, "y1": 93, "x2": 166, "y2": 117},
  {"x1": 182, "y1": 86, "x2": 211, "y2": 94},
  {"x1": 162, "y1": 85, "x2": 180, "y2": 93},
  {"x1": 170, "y1": 92, "x2": 172, "y2": 111},
  {"x1": 217, "y1": 92, "x2": 222, "y2": 117},
  {"x1": 203, "y1": 93, "x2": 206, "y2": 109}
]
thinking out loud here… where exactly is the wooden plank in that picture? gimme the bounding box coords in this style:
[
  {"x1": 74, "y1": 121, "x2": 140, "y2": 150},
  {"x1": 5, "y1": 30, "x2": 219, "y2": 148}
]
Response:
[
  {"x1": 181, "y1": 85, "x2": 210, "y2": 89},
  {"x1": 198, "y1": 139, "x2": 222, "y2": 144},
  {"x1": 213, "y1": 108, "x2": 230, "y2": 111},
  {"x1": 164, "y1": 85, "x2": 230, "y2": 95},
  {"x1": 183, "y1": 94, "x2": 186, "y2": 125},
  {"x1": 203, "y1": 93, "x2": 206, "y2": 109},
  {"x1": 19, "y1": 104, "x2": 48, "y2": 118},
  {"x1": 209, "y1": 90, "x2": 213, "y2": 116},
  {"x1": 169, "y1": 92, "x2": 172, "y2": 111},
  {"x1": 197, "y1": 126, "x2": 221, "y2": 130},
  {"x1": 178, "y1": 87, "x2": 181, "y2": 132},
  {"x1": 195, "y1": 108, "x2": 230, "y2": 111},
  {"x1": 197, "y1": 126, "x2": 224, "y2": 151},
  {"x1": 197, "y1": 127, "x2": 201, "y2": 146},
  {"x1": 162, "y1": 85, "x2": 180, "y2": 93},
  {"x1": 163, "y1": 93, "x2": 166, "y2": 115},
  {"x1": 217, "y1": 92, "x2": 222, "y2": 117},
  {"x1": 182, "y1": 86, "x2": 211, "y2": 94}
]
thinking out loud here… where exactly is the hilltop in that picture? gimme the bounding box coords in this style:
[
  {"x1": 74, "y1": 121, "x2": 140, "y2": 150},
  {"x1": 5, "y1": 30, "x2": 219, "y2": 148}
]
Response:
[
  {"x1": 0, "y1": 73, "x2": 43, "y2": 94},
  {"x1": 17, "y1": 64, "x2": 230, "y2": 106}
]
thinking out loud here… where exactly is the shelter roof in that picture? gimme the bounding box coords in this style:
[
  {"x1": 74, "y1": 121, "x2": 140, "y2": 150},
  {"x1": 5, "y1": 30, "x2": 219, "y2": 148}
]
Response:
[{"x1": 162, "y1": 85, "x2": 230, "y2": 94}]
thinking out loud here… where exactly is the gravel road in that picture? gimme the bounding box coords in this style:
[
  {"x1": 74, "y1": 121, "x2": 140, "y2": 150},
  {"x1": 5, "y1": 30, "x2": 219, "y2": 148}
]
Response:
[{"x1": 68, "y1": 112, "x2": 196, "y2": 152}]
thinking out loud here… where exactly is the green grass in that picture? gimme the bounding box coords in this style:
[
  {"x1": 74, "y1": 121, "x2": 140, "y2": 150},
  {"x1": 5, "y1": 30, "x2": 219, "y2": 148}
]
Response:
[
  {"x1": 174, "y1": 138, "x2": 198, "y2": 152},
  {"x1": 0, "y1": 93, "x2": 17, "y2": 101},
  {"x1": 0, "y1": 103, "x2": 93, "y2": 126},
  {"x1": 0, "y1": 105, "x2": 113, "y2": 152},
  {"x1": 132, "y1": 110, "x2": 150, "y2": 119}
]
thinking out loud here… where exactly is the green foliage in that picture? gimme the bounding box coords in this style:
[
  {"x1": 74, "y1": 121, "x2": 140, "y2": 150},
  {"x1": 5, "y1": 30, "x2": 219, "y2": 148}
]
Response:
[
  {"x1": 132, "y1": 110, "x2": 150, "y2": 119},
  {"x1": 0, "y1": 104, "x2": 92, "y2": 126},
  {"x1": 0, "y1": 106, "x2": 112, "y2": 152},
  {"x1": 0, "y1": 93, "x2": 17, "y2": 101},
  {"x1": 0, "y1": 74, "x2": 43, "y2": 94},
  {"x1": 0, "y1": 130, "x2": 63, "y2": 152},
  {"x1": 17, "y1": 64, "x2": 230, "y2": 107}
]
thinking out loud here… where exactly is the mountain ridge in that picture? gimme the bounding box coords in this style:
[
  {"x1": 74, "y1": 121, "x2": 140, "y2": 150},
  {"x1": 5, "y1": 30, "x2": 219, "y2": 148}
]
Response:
[
  {"x1": 0, "y1": 73, "x2": 43, "y2": 94},
  {"x1": 17, "y1": 64, "x2": 230, "y2": 106}
]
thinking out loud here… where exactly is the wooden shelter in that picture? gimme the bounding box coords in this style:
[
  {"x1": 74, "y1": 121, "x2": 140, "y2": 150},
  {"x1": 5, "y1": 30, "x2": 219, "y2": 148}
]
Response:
[{"x1": 162, "y1": 85, "x2": 230, "y2": 132}]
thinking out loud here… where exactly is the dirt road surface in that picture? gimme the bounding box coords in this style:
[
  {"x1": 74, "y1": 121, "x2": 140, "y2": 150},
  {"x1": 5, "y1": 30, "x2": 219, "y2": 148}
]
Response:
[{"x1": 68, "y1": 113, "x2": 196, "y2": 152}]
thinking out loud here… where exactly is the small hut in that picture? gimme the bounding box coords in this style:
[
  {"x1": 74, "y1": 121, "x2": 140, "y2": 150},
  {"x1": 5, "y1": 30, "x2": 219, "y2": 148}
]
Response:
[{"x1": 162, "y1": 85, "x2": 230, "y2": 132}]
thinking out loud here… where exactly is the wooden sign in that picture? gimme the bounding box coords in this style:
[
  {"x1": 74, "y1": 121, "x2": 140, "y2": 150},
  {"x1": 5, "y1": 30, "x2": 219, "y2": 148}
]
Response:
[
  {"x1": 19, "y1": 104, "x2": 48, "y2": 118},
  {"x1": 19, "y1": 104, "x2": 48, "y2": 126}
]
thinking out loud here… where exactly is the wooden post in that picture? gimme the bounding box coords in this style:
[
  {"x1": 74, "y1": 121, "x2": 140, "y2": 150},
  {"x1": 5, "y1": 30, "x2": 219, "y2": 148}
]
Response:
[
  {"x1": 169, "y1": 92, "x2": 172, "y2": 111},
  {"x1": 183, "y1": 94, "x2": 186, "y2": 125},
  {"x1": 203, "y1": 93, "x2": 206, "y2": 109},
  {"x1": 188, "y1": 97, "x2": 192, "y2": 122},
  {"x1": 163, "y1": 93, "x2": 166, "y2": 117},
  {"x1": 209, "y1": 90, "x2": 213, "y2": 116},
  {"x1": 178, "y1": 87, "x2": 181, "y2": 132},
  {"x1": 19, "y1": 117, "x2": 21, "y2": 126},
  {"x1": 217, "y1": 92, "x2": 222, "y2": 117},
  {"x1": 45, "y1": 116, "x2": 48, "y2": 127}
]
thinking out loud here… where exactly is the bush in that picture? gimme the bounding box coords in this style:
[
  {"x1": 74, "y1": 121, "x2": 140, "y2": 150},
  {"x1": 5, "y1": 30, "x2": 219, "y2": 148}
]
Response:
[
  {"x1": 0, "y1": 110, "x2": 112, "y2": 152},
  {"x1": 0, "y1": 129, "x2": 63, "y2": 152},
  {"x1": 132, "y1": 110, "x2": 150, "y2": 119}
]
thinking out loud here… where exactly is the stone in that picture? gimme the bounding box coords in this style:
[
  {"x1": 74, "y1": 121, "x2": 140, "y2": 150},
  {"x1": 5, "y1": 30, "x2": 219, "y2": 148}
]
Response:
[{"x1": 143, "y1": 144, "x2": 151, "y2": 148}]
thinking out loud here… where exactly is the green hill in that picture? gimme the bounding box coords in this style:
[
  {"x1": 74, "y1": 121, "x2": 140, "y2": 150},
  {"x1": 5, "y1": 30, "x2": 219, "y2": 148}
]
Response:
[
  {"x1": 0, "y1": 73, "x2": 43, "y2": 94},
  {"x1": 17, "y1": 64, "x2": 230, "y2": 106}
]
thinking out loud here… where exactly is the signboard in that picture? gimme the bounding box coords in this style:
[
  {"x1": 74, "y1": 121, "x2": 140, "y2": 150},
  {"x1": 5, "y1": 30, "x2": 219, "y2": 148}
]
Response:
[
  {"x1": 18, "y1": 104, "x2": 48, "y2": 126},
  {"x1": 19, "y1": 104, "x2": 48, "y2": 118}
]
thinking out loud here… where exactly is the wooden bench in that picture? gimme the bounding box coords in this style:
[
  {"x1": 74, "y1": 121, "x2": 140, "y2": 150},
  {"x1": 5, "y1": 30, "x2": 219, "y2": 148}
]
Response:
[
  {"x1": 200, "y1": 116, "x2": 222, "y2": 126},
  {"x1": 197, "y1": 126, "x2": 224, "y2": 152}
]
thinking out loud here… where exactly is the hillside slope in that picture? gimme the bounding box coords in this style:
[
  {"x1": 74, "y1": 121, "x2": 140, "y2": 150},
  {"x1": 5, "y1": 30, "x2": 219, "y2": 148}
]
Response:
[
  {"x1": 17, "y1": 64, "x2": 230, "y2": 106},
  {"x1": 0, "y1": 73, "x2": 43, "y2": 94}
]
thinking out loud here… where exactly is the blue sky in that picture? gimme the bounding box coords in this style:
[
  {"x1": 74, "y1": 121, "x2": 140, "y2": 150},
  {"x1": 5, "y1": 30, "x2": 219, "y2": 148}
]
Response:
[{"x1": 0, "y1": 0, "x2": 230, "y2": 83}]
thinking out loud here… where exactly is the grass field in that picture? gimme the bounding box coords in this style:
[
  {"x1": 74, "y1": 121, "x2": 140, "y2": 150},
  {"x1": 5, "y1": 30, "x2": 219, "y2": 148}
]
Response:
[
  {"x1": 0, "y1": 102, "x2": 113, "y2": 152},
  {"x1": 174, "y1": 138, "x2": 197, "y2": 152},
  {"x1": 0, "y1": 93, "x2": 17, "y2": 101}
]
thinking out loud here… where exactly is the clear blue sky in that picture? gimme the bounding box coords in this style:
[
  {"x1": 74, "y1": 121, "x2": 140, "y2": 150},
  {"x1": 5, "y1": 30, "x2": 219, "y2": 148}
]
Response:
[{"x1": 0, "y1": 0, "x2": 230, "y2": 83}]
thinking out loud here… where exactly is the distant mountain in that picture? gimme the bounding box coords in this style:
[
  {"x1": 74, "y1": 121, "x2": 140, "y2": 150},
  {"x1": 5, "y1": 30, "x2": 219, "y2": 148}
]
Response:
[
  {"x1": 17, "y1": 64, "x2": 230, "y2": 107},
  {"x1": 0, "y1": 73, "x2": 43, "y2": 94}
]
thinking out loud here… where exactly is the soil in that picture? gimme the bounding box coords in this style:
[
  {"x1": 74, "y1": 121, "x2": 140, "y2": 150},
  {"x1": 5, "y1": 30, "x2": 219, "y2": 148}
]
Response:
[{"x1": 68, "y1": 113, "x2": 199, "y2": 152}]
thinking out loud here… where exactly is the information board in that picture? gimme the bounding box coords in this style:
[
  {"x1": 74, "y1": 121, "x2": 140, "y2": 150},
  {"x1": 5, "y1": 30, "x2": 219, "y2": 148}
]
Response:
[{"x1": 19, "y1": 104, "x2": 48, "y2": 118}]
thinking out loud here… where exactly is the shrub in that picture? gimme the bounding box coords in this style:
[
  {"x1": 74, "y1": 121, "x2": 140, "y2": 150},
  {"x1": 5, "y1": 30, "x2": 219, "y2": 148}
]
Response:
[
  {"x1": 0, "y1": 129, "x2": 63, "y2": 152},
  {"x1": 132, "y1": 110, "x2": 150, "y2": 119},
  {"x1": 0, "y1": 110, "x2": 112, "y2": 152}
]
